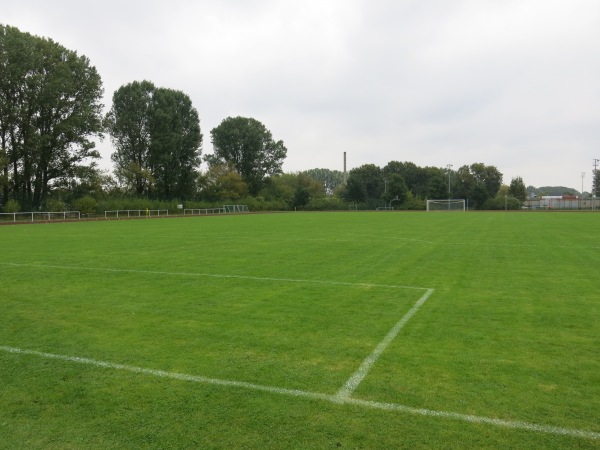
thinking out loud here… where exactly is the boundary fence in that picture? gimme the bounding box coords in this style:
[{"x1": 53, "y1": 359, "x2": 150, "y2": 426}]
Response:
[
  {"x1": 524, "y1": 198, "x2": 600, "y2": 210},
  {"x1": 0, "y1": 211, "x2": 81, "y2": 223},
  {"x1": 184, "y1": 205, "x2": 249, "y2": 215},
  {"x1": 184, "y1": 208, "x2": 226, "y2": 215},
  {"x1": 104, "y1": 209, "x2": 169, "y2": 219}
]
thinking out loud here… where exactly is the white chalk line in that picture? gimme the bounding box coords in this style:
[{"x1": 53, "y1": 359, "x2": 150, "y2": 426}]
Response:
[
  {"x1": 336, "y1": 288, "x2": 435, "y2": 400},
  {"x1": 1, "y1": 345, "x2": 598, "y2": 440},
  {"x1": 1, "y1": 262, "x2": 428, "y2": 291}
]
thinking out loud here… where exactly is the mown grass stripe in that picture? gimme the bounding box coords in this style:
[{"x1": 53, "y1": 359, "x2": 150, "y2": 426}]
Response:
[
  {"x1": 1, "y1": 345, "x2": 598, "y2": 440},
  {"x1": 1, "y1": 262, "x2": 429, "y2": 290}
]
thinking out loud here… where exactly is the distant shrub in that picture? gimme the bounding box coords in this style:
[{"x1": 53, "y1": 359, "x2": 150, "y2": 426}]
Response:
[
  {"x1": 305, "y1": 197, "x2": 346, "y2": 211},
  {"x1": 3, "y1": 199, "x2": 20, "y2": 213},
  {"x1": 72, "y1": 195, "x2": 98, "y2": 215},
  {"x1": 399, "y1": 193, "x2": 426, "y2": 210},
  {"x1": 44, "y1": 199, "x2": 67, "y2": 212},
  {"x1": 231, "y1": 196, "x2": 287, "y2": 212}
]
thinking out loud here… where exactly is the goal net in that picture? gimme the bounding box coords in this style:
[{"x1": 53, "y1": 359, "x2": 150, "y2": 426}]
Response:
[{"x1": 426, "y1": 199, "x2": 466, "y2": 211}]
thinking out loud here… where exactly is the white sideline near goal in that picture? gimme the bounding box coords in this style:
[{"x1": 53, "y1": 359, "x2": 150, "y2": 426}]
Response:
[{"x1": 426, "y1": 199, "x2": 466, "y2": 211}]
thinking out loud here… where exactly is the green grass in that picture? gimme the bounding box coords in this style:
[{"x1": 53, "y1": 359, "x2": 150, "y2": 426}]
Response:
[{"x1": 1, "y1": 212, "x2": 599, "y2": 449}]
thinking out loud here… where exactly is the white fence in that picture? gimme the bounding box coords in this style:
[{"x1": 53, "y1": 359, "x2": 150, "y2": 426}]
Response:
[
  {"x1": 184, "y1": 208, "x2": 226, "y2": 215},
  {"x1": 104, "y1": 209, "x2": 169, "y2": 219},
  {"x1": 0, "y1": 211, "x2": 81, "y2": 223},
  {"x1": 524, "y1": 198, "x2": 600, "y2": 210},
  {"x1": 184, "y1": 205, "x2": 249, "y2": 215}
]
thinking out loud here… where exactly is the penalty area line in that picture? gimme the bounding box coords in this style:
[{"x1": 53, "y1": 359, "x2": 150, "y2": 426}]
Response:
[
  {"x1": 336, "y1": 288, "x2": 435, "y2": 400},
  {"x1": 1, "y1": 345, "x2": 598, "y2": 440}
]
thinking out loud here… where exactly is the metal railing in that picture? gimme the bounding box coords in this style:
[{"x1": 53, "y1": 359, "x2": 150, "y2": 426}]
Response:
[
  {"x1": 0, "y1": 211, "x2": 81, "y2": 223},
  {"x1": 104, "y1": 209, "x2": 169, "y2": 219}
]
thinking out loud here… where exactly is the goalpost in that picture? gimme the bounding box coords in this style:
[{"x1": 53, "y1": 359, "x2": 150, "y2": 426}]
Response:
[{"x1": 426, "y1": 199, "x2": 466, "y2": 211}]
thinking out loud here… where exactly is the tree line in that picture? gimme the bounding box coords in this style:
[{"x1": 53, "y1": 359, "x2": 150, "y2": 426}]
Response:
[{"x1": 2, "y1": 25, "x2": 534, "y2": 214}]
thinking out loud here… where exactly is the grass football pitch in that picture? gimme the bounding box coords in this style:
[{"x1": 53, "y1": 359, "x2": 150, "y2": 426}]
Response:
[{"x1": 1, "y1": 211, "x2": 599, "y2": 449}]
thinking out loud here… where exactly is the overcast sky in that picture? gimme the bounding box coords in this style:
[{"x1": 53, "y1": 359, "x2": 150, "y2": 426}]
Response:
[{"x1": 3, "y1": 0, "x2": 600, "y2": 189}]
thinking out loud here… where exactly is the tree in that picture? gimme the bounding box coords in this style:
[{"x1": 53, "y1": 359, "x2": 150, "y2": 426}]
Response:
[
  {"x1": 343, "y1": 164, "x2": 386, "y2": 203},
  {"x1": 301, "y1": 168, "x2": 344, "y2": 195},
  {"x1": 208, "y1": 116, "x2": 287, "y2": 195},
  {"x1": 106, "y1": 81, "x2": 202, "y2": 199},
  {"x1": 508, "y1": 176, "x2": 527, "y2": 202},
  {"x1": 148, "y1": 88, "x2": 202, "y2": 199},
  {"x1": 593, "y1": 169, "x2": 600, "y2": 198},
  {"x1": 344, "y1": 174, "x2": 367, "y2": 203},
  {"x1": 0, "y1": 25, "x2": 104, "y2": 208},
  {"x1": 105, "y1": 80, "x2": 154, "y2": 196},
  {"x1": 260, "y1": 172, "x2": 325, "y2": 209},
  {"x1": 197, "y1": 163, "x2": 248, "y2": 201},
  {"x1": 293, "y1": 172, "x2": 325, "y2": 208},
  {"x1": 454, "y1": 163, "x2": 503, "y2": 209},
  {"x1": 383, "y1": 161, "x2": 446, "y2": 199},
  {"x1": 384, "y1": 173, "x2": 408, "y2": 205}
]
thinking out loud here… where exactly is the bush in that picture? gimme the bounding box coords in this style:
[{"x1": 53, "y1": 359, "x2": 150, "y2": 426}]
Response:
[
  {"x1": 3, "y1": 199, "x2": 20, "y2": 213},
  {"x1": 239, "y1": 196, "x2": 288, "y2": 212},
  {"x1": 399, "y1": 193, "x2": 426, "y2": 210},
  {"x1": 44, "y1": 199, "x2": 67, "y2": 212},
  {"x1": 305, "y1": 196, "x2": 347, "y2": 211},
  {"x1": 72, "y1": 195, "x2": 98, "y2": 215}
]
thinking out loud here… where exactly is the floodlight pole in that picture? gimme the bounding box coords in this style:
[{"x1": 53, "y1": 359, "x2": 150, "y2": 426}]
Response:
[
  {"x1": 389, "y1": 196, "x2": 399, "y2": 209},
  {"x1": 447, "y1": 164, "x2": 453, "y2": 210},
  {"x1": 581, "y1": 172, "x2": 585, "y2": 209},
  {"x1": 593, "y1": 159, "x2": 599, "y2": 211}
]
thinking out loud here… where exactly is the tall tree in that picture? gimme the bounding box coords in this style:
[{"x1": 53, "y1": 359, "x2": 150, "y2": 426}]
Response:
[
  {"x1": 384, "y1": 173, "x2": 408, "y2": 205},
  {"x1": 148, "y1": 88, "x2": 202, "y2": 199},
  {"x1": 454, "y1": 163, "x2": 503, "y2": 209},
  {"x1": 343, "y1": 164, "x2": 383, "y2": 203},
  {"x1": 508, "y1": 176, "x2": 527, "y2": 202},
  {"x1": 383, "y1": 161, "x2": 446, "y2": 199},
  {"x1": 105, "y1": 80, "x2": 154, "y2": 196},
  {"x1": 106, "y1": 81, "x2": 202, "y2": 199},
  {"x1": 0, "y1": 25, "x2": 104, "y2": 208},
  {"x1": 593, "y1": 169, "x2": 600, "y2": 198},
  {"x1": 208, "y1": 116, "x2": 287, "y2": 195}
]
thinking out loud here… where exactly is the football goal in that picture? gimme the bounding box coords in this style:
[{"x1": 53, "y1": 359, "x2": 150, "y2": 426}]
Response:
[{"x1": 426, "y1": 199, "x2": 466, "y2": 211}]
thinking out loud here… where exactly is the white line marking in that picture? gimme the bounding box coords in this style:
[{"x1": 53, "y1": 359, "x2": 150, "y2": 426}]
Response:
[
  {"x1": 336, "y1": 288, "x2": 435, "y2": 400},
  {"x1": 344, "y1": 397, "x2": 600, "y2": 440},
  {"x1": 1, "y1": 345, "x2": 598, "y2": 440},
  {"x1": 1, "y1": 262, "x2": 429, "y2": 290},
  {"x1": 0, "y1": 345, "x2": 331, "y2": 402}
]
